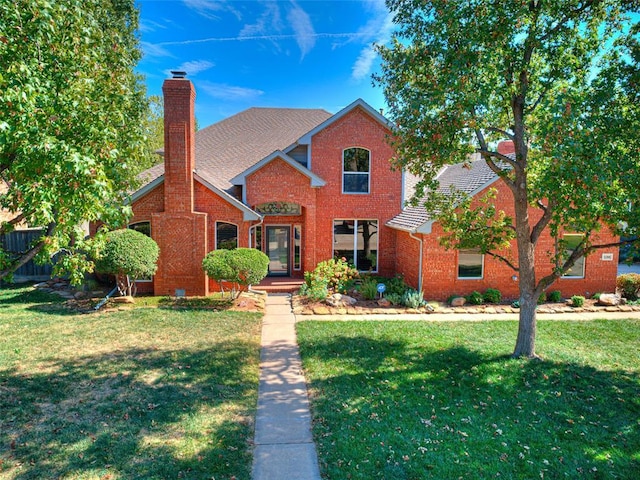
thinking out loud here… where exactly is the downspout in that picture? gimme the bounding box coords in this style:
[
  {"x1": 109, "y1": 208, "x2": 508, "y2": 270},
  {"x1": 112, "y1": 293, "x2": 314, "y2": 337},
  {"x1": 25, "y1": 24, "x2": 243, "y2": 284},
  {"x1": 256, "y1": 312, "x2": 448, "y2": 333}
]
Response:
[{"x1": 409, "y1": 231, "x2": 423, "y2": 293}]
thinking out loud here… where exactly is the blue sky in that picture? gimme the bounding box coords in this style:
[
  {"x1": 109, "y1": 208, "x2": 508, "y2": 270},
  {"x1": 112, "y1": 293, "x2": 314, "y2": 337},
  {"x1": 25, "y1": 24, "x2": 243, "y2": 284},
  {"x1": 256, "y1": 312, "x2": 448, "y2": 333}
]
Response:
[{"x1": 137, "y1": 0, "x2": 395, "y2": 127}]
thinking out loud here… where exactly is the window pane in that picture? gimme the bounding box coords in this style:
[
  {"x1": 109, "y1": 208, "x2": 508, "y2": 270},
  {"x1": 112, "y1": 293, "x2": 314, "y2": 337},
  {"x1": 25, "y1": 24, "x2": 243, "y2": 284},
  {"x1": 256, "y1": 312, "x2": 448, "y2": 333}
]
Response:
[
  {"x1": 563, "y1": 235, "x2": 585, "y2": 277},
  {"x1": 294, "y1": 224, "x2": 301, "y2": 270},
  {"x1": 343, "y1": 173, "x2": 369, "y2": 193},
  {"x1": 333, "y1": 220, "x2": 354, "y2": 264},
  {"x1": 343, "y1": 148, "x2": 370, "y2": 172},
  {"x1": 129, "y1": 222, "x2": 151, "y2": 237},
  {"x1": 356, "y1": 220, "x2": 377, "y2": 271},
  {"x1": 216, "y1": 222, "x2": 238, "y2": 250},
  {"x1": 458, "y1": 250, "x2": 483, "y2": 278},
  {"x1": 333, "y1": 220, "x2": 377, "y2": 272}
]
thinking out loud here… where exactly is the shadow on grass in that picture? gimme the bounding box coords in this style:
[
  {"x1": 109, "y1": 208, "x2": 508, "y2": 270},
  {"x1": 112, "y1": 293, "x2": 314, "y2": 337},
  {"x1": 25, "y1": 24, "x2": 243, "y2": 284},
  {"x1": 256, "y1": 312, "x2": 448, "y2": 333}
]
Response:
[
  {"x1": 0, "y1": 342, "x2": 258, "y2": 479},
  {"x1": 299, "y1": 334, "x2": 640, "y2": 479}
]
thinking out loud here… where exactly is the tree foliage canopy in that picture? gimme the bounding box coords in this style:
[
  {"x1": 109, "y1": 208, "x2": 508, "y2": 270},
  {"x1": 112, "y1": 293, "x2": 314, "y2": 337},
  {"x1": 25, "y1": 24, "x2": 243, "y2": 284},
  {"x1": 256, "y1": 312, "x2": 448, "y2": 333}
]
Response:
[
  {"x1": 0, "y1": 0, "x2": 148, "y2": 281},
  {"x1": 94, "y1": 229, "x2": 159, "y2": 296},
  {"x1": 375, "y1": 0, "x2": 640, "y2": 357},
  {"x1": 203, "y1": 248, "x2": 269, "y2": 298}
]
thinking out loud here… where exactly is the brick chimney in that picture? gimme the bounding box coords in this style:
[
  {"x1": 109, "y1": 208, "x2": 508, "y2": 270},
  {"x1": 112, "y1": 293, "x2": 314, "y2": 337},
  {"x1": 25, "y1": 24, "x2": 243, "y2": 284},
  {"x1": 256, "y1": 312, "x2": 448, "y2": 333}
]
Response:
[
  {"x1": 162, "y1": 71, "x2": 196, "y2": 213},
  {"x1": 497, "y1": 140, "x2": 515, "y2": 155},
  {"x1": 151, "y1": 71, "x2": 209, "y2": 297}
]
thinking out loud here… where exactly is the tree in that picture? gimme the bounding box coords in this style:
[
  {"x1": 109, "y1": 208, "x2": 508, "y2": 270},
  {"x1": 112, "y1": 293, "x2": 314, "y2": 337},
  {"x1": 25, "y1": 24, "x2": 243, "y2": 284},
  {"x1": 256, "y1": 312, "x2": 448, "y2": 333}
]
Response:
[
  {"x1": 202, "y1": 248, "x2": 269, "y2": 298},
  {"x1": 0, "y1": 0, "x2": 148, "y2": 283},
  {"x1": 94, "y1": 229, "x2": 159, "y2": 296},
  {"x1": 143, "y1": 95, "x2": 165, "y2": 167},
  {"x1": 375, "y1": 0, "x2": 640, "y2": 358}
]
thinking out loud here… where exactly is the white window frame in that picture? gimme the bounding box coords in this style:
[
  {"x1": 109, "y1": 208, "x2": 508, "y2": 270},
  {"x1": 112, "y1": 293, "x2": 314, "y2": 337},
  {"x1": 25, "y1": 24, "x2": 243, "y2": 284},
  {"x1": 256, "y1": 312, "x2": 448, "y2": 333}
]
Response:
[
  {"x1": 561, "y1": 234, "x2": 586, "y2": 279},
  {"x1": 457, "y1": 249, "x2": 484, "y2": 280},
  {"x1": 342, "y1": 147, "x2": 371, "y2": 194},
  {"x1": 332, "y1": 219, "x2": 378, "y2": 272}
]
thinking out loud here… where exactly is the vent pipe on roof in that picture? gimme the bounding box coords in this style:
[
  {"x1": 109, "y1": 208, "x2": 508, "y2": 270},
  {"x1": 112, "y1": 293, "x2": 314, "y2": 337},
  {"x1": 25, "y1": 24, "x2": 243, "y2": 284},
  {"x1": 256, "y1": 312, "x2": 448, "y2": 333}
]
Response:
[{"x1": 170, "y1": 70, "x2": 187, "y2": 79}]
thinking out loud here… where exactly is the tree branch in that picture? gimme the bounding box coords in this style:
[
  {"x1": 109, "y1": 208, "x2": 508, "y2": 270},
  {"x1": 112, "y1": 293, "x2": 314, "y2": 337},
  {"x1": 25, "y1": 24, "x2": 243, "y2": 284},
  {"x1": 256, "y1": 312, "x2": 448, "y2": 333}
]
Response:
[
  {"x1": 0, "y1": 222, "x2": 55, "y2": 279},
  {"x1": 486, "y1": 251, "x2": 519, "y2": 272},
  {"x1": 530, "y1": 199, "x2": 555, "y2": 245},
  {"x1": 0, "y1": 212, "x2": 27, "y2": 235}
]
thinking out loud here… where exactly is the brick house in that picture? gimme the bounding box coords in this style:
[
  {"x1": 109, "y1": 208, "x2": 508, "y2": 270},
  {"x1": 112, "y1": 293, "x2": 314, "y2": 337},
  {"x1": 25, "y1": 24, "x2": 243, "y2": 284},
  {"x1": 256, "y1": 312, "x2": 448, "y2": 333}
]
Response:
[{"x1": 126, "y1": 74, "x2": 617, "y2": 299}]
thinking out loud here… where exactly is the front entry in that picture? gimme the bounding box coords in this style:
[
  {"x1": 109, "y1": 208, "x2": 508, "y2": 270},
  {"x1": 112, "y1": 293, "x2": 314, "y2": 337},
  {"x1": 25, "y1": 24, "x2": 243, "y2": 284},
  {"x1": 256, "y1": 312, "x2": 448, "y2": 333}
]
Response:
[{"x1": 266, "y1": 226, "x2": 290, "y2": 276}]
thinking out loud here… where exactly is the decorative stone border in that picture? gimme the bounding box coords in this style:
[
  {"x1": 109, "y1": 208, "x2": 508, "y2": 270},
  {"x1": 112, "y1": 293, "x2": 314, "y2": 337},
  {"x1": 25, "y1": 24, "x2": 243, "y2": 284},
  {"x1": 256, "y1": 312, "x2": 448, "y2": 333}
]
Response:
[{"x1": 292, "y1": 296, "x2": 640, "y2": 316}]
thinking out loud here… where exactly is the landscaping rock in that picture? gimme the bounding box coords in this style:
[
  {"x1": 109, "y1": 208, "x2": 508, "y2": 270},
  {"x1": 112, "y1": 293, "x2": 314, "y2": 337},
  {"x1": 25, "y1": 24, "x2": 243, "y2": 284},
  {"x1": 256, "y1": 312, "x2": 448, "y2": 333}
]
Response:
[
  {"x1": 325, "y1": 294, "x2": 357, "y2": 307},
  {"x1": 112, "y1": 295, "x2": 135, "y2": 304},
  {"x1": 450, "y1": 296, "x2": 466, "y2": 307},
  {"x1": 597, "y1": 293, "x2": 622, "y2": 306},
  {"x1": 312, "y1": 305, "x2": 331, "y2": 315},
  {"x1": 377, "y1": 298, "x2": 391, "y2": 307}
]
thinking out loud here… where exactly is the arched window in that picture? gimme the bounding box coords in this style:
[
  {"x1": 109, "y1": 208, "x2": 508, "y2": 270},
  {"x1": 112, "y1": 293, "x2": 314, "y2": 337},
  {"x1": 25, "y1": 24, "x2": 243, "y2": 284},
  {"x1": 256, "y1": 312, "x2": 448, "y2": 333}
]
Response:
[
  {"x1": 216, "y1": 222, "x2": 238, "y2": 250},
  {"x1": 128, "y1": 221, "x2": 151, "y2": 237},
  {"x1": 342, "y1": 147, "x2": 370, "y2": 194}
]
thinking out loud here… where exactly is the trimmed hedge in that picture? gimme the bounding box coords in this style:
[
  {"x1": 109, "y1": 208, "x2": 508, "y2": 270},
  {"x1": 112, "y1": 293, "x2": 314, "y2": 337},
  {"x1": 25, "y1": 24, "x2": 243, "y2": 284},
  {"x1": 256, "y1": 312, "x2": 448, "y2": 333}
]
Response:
[
  {"x1": 202, "y1": 248, "x2": 269, "y2": 297},
  {"x1": 94, "y1": 229, "x2": 159, "y2": 296}
]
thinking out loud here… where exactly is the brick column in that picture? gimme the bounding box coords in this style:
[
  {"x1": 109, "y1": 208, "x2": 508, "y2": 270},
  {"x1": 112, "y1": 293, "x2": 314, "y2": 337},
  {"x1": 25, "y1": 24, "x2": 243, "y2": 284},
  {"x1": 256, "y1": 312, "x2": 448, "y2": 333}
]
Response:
[{"x1": 152, "y1": 76, "x2": 208, "y2": 296}]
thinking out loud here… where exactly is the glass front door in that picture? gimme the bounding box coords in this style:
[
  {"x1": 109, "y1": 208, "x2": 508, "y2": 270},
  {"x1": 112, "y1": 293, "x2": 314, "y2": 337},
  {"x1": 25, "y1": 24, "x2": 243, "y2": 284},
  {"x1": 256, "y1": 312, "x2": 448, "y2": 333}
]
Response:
[{"x1": 266, "y1": 226, "x2": 290, "y2": 276}]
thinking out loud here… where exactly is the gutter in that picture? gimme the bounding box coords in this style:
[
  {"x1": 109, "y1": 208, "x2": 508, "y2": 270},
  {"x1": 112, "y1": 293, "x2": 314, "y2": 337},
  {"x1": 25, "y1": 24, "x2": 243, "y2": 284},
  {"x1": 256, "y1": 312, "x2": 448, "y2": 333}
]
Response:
[{"x1": 409, "y1": 231, "x2": 424, "y2": 293}]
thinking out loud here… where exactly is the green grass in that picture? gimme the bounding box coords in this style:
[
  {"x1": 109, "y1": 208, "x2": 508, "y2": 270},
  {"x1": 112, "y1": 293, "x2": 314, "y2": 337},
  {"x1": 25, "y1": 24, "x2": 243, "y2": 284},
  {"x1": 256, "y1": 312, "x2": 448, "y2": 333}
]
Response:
[
  {"x1": 0, "y1": 284, "x2": 262, "y2": 480},
  {"x1": 297, "y1": 320, "x2": 640, "y2": 479}
]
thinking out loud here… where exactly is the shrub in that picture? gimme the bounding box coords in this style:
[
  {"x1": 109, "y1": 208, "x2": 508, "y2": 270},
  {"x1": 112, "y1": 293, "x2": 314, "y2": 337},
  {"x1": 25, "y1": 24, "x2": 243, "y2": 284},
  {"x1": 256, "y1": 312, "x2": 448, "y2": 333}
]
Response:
[
  {"x1": 304, "y1": 258, "x2": 358, "y2": 294},
  {"x1": 383, "y1": 275, "x2": 410, "y2": 296},
  {"x1": 402, "y1": 289, "x2": 426, "y2": 308},
  {"x1": 299, "y1": 277, "x2": 329, "y2": 301},
  {"x1": 548, "y1": 290, "x2": 562, "y2": 302},
  {"x1": 358, "y1": 276, "x2": 379, "y2": 300},
  {"x1": 94, "y1": 229, "x2": 159, "y2": 296},
  {"x1": 385, "y1": 292, "x2": 403, "y2": 306},
  {"x1": 616, "y1": 273, "x2": 640, "y2": 300},
  {"x1": 202, "y1": 248, "x2": 269, "y2": 298},
  {"x1": 571, "y1": 295, "x2": 585, "y2": 307},
  {"x1": 537, "y1": 291, "x2": 547, "y2": 304},
  {"x1": 483, "y1": 288, "x2": 502, "y2": 304},
  {"x1": 466, "y1": 291, "x2": 484, "y2": 305}
]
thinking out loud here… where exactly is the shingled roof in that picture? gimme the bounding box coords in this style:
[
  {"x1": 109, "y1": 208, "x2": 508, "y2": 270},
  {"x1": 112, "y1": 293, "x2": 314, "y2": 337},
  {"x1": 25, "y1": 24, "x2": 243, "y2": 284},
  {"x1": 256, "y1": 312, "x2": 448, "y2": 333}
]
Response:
[
  {"x1": 138, "y1": 106, "x2": 332, "y2": 195},
  {"x1": 388, "y1": 154, "x2": 507, "y2": 232}
]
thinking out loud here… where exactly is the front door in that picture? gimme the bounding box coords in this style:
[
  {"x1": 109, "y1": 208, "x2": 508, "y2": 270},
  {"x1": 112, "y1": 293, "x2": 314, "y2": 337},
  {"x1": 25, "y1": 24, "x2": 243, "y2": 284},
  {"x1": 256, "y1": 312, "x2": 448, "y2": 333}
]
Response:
[{"x1": 266, "y1": 226, "x2": 290, "y2": 276}]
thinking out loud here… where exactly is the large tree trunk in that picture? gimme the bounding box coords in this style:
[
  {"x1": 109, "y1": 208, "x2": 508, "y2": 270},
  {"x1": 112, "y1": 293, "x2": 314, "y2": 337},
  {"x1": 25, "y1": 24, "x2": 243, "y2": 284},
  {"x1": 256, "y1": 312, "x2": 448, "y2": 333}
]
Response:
[{"x1": 511, "y1": 149, "x2": 541, "y2": 359}]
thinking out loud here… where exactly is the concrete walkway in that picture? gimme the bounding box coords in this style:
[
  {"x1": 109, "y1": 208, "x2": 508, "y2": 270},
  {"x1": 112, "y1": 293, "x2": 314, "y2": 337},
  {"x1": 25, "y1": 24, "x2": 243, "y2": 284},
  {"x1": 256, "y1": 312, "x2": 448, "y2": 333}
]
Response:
[{"x1": 252, "y1": 294, "x2": 321, "y2": 480}]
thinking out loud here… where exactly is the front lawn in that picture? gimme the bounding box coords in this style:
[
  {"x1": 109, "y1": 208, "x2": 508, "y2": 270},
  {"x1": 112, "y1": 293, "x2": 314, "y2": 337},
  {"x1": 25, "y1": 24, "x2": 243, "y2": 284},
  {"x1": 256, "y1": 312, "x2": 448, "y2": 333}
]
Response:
[
  {"x1": 297, "y1": 320, "x2": 640, "y2": 479},
  {"x1": 0, "y1": 285, "x2": 262, "y2": 480}
]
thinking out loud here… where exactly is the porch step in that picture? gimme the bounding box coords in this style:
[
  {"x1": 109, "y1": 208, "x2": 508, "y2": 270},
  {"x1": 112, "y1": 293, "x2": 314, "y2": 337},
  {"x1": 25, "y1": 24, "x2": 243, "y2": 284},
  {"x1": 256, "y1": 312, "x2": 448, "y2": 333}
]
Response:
[{"x1": 254, "y1": 277, "x2": 304, "y2": 294}]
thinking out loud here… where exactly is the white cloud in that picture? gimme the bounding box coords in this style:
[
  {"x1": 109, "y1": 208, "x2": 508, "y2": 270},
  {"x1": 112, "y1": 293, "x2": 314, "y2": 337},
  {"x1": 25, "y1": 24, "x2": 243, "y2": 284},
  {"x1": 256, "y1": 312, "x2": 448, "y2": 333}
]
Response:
[
  {"x1": 287, "y1": 1, "x2": 316, "y2": 59},
  {"x1": 141, "y1": 41, "x2": 175, "y2": 59},
  {"x1": 182, "y1": 0, "x2": 241, "y2": 21},
  {"x1": 198, "y1": 82, "x2": 265, "y2": 101},
  {"x1": 351, "y1": 0, "x2": 395, "y2": 81},
  {"x1": 168, "y1": 60, "x2": 215, "y2": 76},
  {"x1": 240, "y1": 1, "x2": 282, "y2": 38},
  {"x1": 139, "y1": 18, "x2": 167, "y2": 33}
]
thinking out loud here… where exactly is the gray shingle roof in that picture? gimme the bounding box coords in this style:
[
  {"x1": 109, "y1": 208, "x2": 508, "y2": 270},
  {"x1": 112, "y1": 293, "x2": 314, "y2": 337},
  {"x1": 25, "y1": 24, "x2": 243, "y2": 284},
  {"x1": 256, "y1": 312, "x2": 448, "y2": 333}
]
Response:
[
  {"x1": 137, "y1": 107, "x2": 333, "y2": 196},
  {"x1": 388, "y1": 155, "x2": 507, "y2": 232}
]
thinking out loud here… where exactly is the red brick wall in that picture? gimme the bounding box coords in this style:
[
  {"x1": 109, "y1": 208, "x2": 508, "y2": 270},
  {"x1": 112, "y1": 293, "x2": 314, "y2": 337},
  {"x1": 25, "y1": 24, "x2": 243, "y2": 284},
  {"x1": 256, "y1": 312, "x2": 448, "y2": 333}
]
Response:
[
  {"x1": 309, "y1": 107, "x2": 401, "y2": 276},
  {"x1": 399, "y1": 179, "x2": 619, "y2": 301},
  {"x1": 245, "y1": 157, "x2": 314, "y2": 275}
]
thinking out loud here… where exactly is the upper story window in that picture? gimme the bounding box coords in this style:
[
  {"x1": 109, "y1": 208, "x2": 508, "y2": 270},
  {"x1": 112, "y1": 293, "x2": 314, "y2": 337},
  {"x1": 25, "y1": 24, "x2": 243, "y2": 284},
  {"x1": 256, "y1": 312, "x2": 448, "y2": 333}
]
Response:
[{"x1": 343, "y1": 147, "x2": 370, "y2": 194}]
